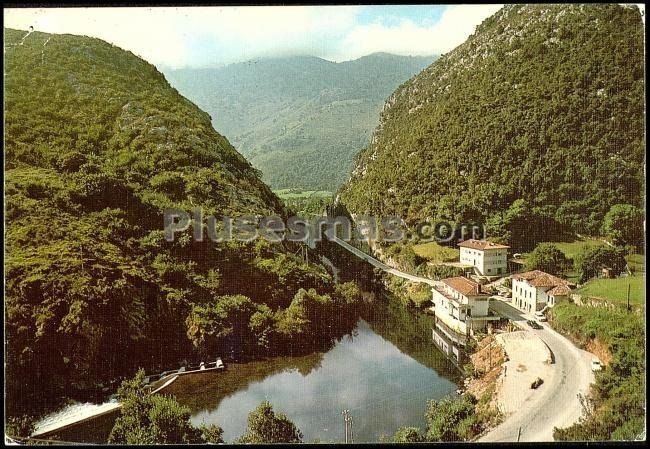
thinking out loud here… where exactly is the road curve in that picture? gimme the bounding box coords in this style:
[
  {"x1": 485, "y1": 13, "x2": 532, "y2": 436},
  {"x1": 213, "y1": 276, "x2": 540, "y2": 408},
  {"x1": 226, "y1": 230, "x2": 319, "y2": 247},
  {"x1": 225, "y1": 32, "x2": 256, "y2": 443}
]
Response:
[{"x1": 481, "y1": 300, "x2": 595, "y2": 442}]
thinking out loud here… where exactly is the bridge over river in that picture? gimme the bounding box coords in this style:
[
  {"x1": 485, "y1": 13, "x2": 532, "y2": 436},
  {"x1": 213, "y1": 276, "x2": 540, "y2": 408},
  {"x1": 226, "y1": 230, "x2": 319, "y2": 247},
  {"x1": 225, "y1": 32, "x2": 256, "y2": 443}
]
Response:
[{"x1": 327, "y1": 235, "x2": 441, "y2": 287}]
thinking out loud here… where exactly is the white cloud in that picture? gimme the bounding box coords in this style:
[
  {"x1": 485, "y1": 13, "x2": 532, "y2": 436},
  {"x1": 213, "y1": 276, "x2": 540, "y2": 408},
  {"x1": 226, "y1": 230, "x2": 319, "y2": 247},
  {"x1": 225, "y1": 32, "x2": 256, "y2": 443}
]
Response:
[
  {"x1": 335, "y1": 5, "x2": 503, "y2": 61},
  {"x1": 3, "y1": 5, "x2": 501, "y2": 68}
]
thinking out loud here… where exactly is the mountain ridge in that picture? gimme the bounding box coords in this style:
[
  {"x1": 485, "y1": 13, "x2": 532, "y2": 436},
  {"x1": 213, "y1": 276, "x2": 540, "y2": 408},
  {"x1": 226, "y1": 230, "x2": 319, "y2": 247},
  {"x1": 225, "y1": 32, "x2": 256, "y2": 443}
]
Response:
[
  {"x1": 164, "y1": 53, "x2": 436, "y2": 190},
  {"x1": 339, "y1": 4, "x2": 645, "y2": 237},
  {"x1": 4, "y1": 27, "x2": 359, "y2": 416}
]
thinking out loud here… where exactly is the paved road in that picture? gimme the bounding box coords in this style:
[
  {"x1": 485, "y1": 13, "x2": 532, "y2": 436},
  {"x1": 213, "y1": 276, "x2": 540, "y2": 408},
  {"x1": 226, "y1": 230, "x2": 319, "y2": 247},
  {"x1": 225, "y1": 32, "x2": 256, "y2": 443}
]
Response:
[
  {"x1": 329, "y1": 236, "x2": 440, "y2": 287},
  {"x1": 481, "y1": 299, "x2": 595, "y2": 442}
]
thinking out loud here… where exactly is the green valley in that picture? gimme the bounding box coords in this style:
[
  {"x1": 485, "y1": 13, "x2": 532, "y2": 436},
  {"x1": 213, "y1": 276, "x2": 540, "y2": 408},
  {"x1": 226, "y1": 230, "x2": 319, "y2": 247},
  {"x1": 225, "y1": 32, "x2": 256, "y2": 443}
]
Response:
[{"x1": 164, "y1": 53, "x2": 434, "y2": 191}]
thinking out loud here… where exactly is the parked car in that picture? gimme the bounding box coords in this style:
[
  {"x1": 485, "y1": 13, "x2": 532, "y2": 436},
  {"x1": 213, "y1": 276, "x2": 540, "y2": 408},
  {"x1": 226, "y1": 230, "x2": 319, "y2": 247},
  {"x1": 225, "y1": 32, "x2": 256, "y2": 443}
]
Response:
[
  {"x1": 527, "y1": 320, "x2": 543, "y2": 330},
  {"x1": 591, "y1": 359, "x2": 603, "y2": 372},
  {"x1": 534, "y1": 311, "x2": 547, "y2": 322}
]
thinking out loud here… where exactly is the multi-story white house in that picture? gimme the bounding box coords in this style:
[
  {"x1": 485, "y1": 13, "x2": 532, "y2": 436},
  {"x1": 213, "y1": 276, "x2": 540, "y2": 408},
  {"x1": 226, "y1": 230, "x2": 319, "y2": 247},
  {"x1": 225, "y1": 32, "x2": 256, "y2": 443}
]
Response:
[
  {"x1": 512, "y1": 270, "x2": 572, "y2": 313},
  {"x1": 430, "y1": 276, "x2": 494, "y2": 335},
  {"x1": 458, "y1": 239, "x2": 510, "y2": 276}
]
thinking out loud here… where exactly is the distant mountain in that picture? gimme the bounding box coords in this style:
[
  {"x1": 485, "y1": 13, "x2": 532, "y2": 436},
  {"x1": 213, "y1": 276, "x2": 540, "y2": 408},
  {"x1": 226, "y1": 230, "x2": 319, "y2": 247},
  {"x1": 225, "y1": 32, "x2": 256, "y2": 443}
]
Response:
[
  {"x1": 339, "y1": 4, "x2": 644, "y2": 237},
  {"x1": 164, "y1": 53, "x2": 435, "y2": 190}
]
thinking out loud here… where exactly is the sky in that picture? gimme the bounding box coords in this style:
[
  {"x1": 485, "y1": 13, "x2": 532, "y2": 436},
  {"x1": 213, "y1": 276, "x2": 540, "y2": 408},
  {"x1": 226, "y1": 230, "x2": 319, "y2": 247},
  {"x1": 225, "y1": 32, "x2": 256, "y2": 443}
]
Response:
[{"x1": 4, "y1": 5, "x2": 504, "y2": 69}]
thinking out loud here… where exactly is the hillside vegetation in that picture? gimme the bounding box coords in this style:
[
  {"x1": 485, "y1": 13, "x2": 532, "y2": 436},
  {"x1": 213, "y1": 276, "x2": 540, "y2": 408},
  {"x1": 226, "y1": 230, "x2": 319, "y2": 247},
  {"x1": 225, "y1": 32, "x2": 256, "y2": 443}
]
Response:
[
  {"x1": 340, "y1": 5, "x2": 644, "y2": 238},
  {"x1": 550, "y1": 303, "x2": 645, "y2": 440},
  {"x1": 4, "y1": 28, "x2": 361, "y2": 417},
  {"x1": 164, "y1": 53, "x2": 434, "y2": 190}
]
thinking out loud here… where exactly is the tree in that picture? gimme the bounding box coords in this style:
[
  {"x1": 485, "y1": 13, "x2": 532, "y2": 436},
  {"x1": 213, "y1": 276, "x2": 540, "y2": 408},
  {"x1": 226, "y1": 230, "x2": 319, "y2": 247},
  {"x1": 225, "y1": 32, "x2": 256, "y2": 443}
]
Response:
[
  {"x1": 425, "y1": 395, "x2": 479, "y2": 442},
  {"x1": 185, "y1": 294, "x2": 262, "y2": 358},
  {"x1": 6, "y1": 415, "x2": 35, "y2": 439},
  {"x1": 108, "y1": 369, "x2": 224, "y2": 444},
  {"x1": 575, "y1": 245, "x2": 627, "y2": 283},
  {"x1": 526, "y1": 243, "x2": 571, "y2": 275},
  {"x1": 392, "y1": 426, "x2": 424, "y2": 442},
  {"x1": 602, "y1": 204, "x2": 644, "y2": 247},
  {"x1": 488, "y1": 199, "x2": 544, "y2": 251},
  {"x1": 248, "y1": 304, "x2": 276, "y2": 354},
  {"x1": 199, "y1": 423, "x2": 226, "y2": 444},
  {"x1": 237, "y1": 401, "x2": 303, "y2": 444},
  {"x1": 333, "y1": 281, "x2": 363, "y2": 305}
]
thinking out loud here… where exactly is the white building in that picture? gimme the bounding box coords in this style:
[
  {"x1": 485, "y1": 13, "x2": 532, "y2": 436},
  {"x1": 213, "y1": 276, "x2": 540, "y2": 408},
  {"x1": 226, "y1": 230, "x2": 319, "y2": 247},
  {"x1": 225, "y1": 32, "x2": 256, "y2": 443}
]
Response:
[
  {"x1": 512, "y1": 270, "x2": 572, "y2": 313},
  {"x1": 458, "y1": 239, "x2": 510, "y2": 276},
  {"x1": 430, "y1": 277, "x2": 495, "y2": 335}
]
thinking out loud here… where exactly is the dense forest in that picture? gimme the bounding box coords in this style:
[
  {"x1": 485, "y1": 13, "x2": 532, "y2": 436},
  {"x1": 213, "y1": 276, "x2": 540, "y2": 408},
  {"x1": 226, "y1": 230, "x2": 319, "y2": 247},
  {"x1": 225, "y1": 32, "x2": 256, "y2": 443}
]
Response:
[
  {"x1": 164, "y1": 53, "x2": 434, "y2": 190},
  {"x1": 4, "y1": 28, "x2": 363, "y2": 417},
  {"x1": 340, "y1": 4, "x2": 644, "y2": 240}
]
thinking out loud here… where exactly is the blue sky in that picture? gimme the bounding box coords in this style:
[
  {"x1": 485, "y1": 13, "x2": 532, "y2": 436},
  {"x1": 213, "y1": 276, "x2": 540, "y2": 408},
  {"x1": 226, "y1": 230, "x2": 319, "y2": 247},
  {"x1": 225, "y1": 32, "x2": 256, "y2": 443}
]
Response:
[
  {"x1": 4, "y1": 5, "x2": 503, "y2": 69},
  {"x1": 356, "y1": 5, "x2": 446, "y2": 26}
]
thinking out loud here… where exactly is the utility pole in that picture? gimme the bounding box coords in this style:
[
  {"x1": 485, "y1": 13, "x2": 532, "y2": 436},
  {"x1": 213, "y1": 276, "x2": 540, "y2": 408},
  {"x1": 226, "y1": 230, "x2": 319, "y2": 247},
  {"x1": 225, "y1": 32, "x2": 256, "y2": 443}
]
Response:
[
  {"x1": 517, "y1": 426, "x2": 522, "y2": 442},
  {"x1": 627, "y1": 283, "x2": 631, "y2": 311},
  {"x1": 489, "y1": 340, "x2": 492, "y2": 370},
  {"x1": 342, "y1": 410, "x2": 353, "y2": 443}
]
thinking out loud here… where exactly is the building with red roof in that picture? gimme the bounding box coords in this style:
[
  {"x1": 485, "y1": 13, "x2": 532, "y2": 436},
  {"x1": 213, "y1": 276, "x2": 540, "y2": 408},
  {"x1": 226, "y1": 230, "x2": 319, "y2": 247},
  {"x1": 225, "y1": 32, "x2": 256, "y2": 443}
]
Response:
[{"x1": 512, "y1": 270, "x2": 573, "y2": 313}]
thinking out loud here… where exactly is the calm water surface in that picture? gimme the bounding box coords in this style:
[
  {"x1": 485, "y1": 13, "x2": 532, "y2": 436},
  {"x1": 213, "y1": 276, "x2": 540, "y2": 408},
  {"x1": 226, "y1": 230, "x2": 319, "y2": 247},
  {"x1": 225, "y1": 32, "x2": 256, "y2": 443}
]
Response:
[
  {"x1": 38, "y1": 299, "x2": 460, "y2": 443},
  {"x1": 189, "y1": 319, "x2": 458, "y2": 443}
]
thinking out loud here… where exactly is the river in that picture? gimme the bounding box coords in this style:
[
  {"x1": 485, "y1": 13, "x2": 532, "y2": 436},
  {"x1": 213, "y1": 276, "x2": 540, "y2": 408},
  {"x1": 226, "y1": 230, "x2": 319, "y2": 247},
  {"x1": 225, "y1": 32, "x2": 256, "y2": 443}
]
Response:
[
  {"x1": 166, "y1": 299, "x2": 460, "y2": 443},
  {"x1": 34, "y1": 298, "x2": 460, "y2": 443}
]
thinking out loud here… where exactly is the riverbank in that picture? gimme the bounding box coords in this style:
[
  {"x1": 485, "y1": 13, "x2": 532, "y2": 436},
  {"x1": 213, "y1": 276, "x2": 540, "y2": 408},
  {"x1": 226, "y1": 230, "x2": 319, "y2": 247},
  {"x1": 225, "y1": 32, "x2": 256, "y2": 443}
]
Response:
[{"x1": 26, "y1": 295, "x2": 461, "y2": 444}]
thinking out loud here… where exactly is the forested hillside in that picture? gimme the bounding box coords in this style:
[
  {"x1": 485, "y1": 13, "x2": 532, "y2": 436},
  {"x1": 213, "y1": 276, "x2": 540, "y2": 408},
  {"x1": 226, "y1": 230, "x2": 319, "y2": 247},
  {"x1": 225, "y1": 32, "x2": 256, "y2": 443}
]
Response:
[
  {"x1": 4, "y1": 28, "x2": 361, "y2": 416},
  {"x1": 164, "y1": 53, "x2": 434, "y2": 190},
  {"x1": 340, "y1": 4, "x2": 644, "y2": 239}
]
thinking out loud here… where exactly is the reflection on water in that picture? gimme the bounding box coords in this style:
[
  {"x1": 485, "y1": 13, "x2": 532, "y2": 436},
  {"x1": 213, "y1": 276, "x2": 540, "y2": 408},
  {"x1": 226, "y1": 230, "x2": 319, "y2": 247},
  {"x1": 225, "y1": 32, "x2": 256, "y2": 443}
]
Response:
[
  {"x1": 187, "y1": 319, "x2": 458, "y2": 443},
  {"x1": 39, "y1": 298, "x2": 460, "y2": 443}
]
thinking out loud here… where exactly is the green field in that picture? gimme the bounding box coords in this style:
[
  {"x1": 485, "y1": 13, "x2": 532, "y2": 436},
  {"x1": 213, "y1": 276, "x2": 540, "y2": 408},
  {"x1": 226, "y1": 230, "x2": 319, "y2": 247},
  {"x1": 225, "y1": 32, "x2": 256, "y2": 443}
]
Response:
[
  {"x1": 521, "y1": 237, "x2": 644, "y2": 283},
  {"x1": 521, "y1": 237, "x2": 607, "y2": 262},
  {"x1": 576, "y1": 273, "x2": 645, "y2": 307},
  {"x1": 520, "y1": 237, "x2": 608, "y2": 282},
  {"x1": 542, "y1": 237, "x2": 606, "y2": 260},
  {"x1": 412, "y1": 242, "x2": 459, "y2": 264},
  {"x1": 626, "y1": 253, "x2": 645, "y2": 273}
]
